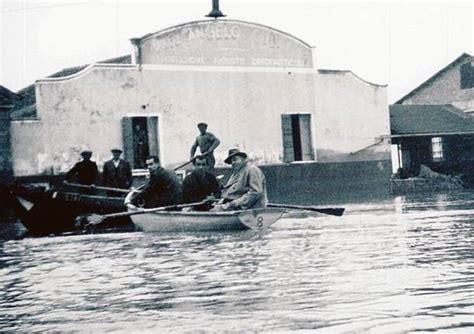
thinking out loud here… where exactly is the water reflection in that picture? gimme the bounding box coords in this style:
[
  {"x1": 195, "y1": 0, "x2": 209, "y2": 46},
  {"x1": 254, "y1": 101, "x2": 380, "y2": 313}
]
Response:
[{"x1": 0, "y1": 192, "x2": 473, "y2": 332}]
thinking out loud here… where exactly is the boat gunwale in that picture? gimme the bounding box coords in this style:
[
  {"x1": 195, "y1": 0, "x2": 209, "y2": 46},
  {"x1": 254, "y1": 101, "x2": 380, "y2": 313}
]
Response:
[
  {"x1": 58, "y1": 191, "x2": 126, "y2": 201},
  {"x1": 126, "y1": 206, "x2": 283, "y2": 218}
]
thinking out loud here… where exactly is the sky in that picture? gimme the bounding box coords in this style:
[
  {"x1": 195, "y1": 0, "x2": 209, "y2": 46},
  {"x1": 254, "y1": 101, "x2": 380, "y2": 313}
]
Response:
[{"x1": 0, "y1": 0, "x2": 472, "y2": 103}]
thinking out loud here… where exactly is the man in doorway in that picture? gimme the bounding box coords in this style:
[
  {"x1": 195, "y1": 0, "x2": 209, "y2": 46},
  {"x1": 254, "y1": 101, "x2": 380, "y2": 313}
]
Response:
[
  {"x1": 211, "y1": 149, "x2": 267, "y2": 211},
  {"x1": 66, "y1": 150, "x2": 99, "y2": 185},
  {"x1": 102, "y1": 148, "x2": 132, "y2": 189},
  {"x1": 182, "y1": 155, "x2": 221, "y2": 211},
  {"x1": 133, "y1": 125, "x2": 149, "y2": 168},
  {"x1": 131, "y1": 155, "x2": 182, "y2": 208},
  {"x1": 190, "y1": 122, "x2": 220, "y2": 170}
]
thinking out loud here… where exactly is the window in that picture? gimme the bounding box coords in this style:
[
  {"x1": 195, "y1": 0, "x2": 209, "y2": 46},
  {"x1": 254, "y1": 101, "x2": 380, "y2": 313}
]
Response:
[
  {"x1": 122, "y1": 116, "x2": 159, "y2": 169},
  {"x1": 431, "y1": 137, "x2": 444, "y2": 162},
  {"x1": 281, "y1": 114, "x2": 314, "y2": 162},
  {"x1": 460, "y1": 62, "x2": 474, "y2": 89}
]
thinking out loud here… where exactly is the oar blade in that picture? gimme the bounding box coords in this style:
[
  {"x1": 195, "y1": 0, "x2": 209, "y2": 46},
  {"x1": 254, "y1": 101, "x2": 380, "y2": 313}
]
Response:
[
  {"x1": 312, "y1": 207, "x2": 345, "y2": 217},
  {"x1": 84, "y1": 213, "x2": 106, "y2": 226},
  {"x1": 268, "y1": 203, "x2": 345, "y2": 217}
]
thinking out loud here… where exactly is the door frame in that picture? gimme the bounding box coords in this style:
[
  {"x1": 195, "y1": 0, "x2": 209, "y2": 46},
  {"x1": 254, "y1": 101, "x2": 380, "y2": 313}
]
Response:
[
  {"x1": 280, "y1": 111, "x2": 317, "y2": 162},
  {"x1": 124, "y1": 113, "x2": 163, "y2": 170}
]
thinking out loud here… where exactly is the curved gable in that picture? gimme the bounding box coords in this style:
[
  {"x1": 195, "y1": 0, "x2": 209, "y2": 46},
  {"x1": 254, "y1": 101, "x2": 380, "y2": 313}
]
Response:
[{"x1": 134, "y1": 19, "x2": 313, "y2": 68}]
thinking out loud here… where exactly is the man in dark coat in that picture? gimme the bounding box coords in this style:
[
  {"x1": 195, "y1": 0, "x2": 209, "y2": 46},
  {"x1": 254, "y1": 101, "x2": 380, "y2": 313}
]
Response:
[
  {"x1": 182, "y1": 155, "x2": 221, "y2": 211},
  {"x1": 66, "y1": 150, "x2": 99, "y2": 185},
  {"x1": 132, "y1": 155, "x2": 182, "y2": 208},
  {"x1": 102, "y1": 149, "x2": 132, "y2": 189},
  {"x1": 190, "y1": 122, "x2": 220, "y2": 169}
]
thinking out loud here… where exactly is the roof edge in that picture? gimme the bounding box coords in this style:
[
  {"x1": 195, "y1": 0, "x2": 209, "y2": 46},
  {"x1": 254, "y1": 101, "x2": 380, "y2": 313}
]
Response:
[
  {"x1": 133, "y1": 19, "x2": 312, "y2": 50},
  {"x1": 36, "y1": 63, "x2": 138, "y2": 84},
  {"x1": 318, "y1": 69, "x2": 387, "y2": 87},
  {"x1": 387, "y1": 131, "x2": 474, "y2": 138},
  {"x1": 395, "y1": 53, "x2": 473, "y2": 104}
]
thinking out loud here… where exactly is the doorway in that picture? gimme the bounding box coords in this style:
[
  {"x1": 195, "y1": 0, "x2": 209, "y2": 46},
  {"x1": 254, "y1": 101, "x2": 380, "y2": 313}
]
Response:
[
  {"x1": 122, "y1": 116, "x2": 159, "y2": 169},
  {"x1": 281, "y1": 114, "x2": 314, "y2": 162}
]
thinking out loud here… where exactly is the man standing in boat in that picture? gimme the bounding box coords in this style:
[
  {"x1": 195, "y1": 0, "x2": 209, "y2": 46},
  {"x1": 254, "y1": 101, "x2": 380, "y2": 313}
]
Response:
[
  {"x1": 102, "y1": 149, "x2": 132, "y2": 189},
  {"x1": 131, "y1": 155, "x2": 182, "y2": 208},
  {"x1": 190, "y1": 123, "x2": 220, "y2": 170},
  {"x1": 211, "y1": 149, "x2": 267, "y2": 211},
  {"x1": 66, "y1": 150, "x2": 99, "y2": 185},
  {"x1": 182, "y1": 155, "x2": 221, "y2": 211}
]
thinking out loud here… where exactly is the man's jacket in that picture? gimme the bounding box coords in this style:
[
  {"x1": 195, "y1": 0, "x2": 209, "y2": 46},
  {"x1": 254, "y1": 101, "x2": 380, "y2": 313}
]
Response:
[{"x1": 222, "y1": 160, "x2": 267, "y2": 210}]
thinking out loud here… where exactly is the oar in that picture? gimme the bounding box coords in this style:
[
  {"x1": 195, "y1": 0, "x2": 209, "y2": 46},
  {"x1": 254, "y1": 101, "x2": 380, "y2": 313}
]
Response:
[
  {"x1": 67, "y1": 159, "x2": 191, "y2": 194},
  {"x1": 63, "y1": 181, "x2": 130, "y2": 193},
  {"x1": 173, "y1": 159, "x2": 193, "y2": 171},
  {"x1": 268, "y1": 203, "x2": 345, "y2": 217},
  {"x1": 84, "y1": 200, "x2": 210, "y2": 226}
]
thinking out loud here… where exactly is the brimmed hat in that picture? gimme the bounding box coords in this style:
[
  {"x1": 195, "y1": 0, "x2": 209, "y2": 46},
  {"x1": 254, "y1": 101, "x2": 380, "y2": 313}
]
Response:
[
  {"x1": 111, "y1": 148, "x2": 123, "y2": 154},
  {"x1": 197, "y1": 122, "x2": 208, "y2": 127},
  {"x1": 224, "y1": 148, "x2": 247, "y2": 164},
  {"x1": 80, "y1": 150, "x2": 92, "y2": 157}
]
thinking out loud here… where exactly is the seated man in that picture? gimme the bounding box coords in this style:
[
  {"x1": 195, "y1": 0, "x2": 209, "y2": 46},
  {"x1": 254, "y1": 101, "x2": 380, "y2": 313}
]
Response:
[
  {"x1": 131, "y1": 155, "x2": 182, "y2": 208},
  {"x1": 212, "y1": 149, "x2": 267, "y2": 212},
  {"x1": 182, "y1": 155, "x2": 221, "y2": 211}
]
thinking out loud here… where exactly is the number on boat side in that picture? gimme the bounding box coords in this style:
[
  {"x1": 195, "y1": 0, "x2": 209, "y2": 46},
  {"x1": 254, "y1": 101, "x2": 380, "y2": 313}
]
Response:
[
  {"x1": 237, "y1": 209, "x2": 283, "y2": 231},
  {"x1": 238, "y1": 212, "x2": 265, "y2": 230}
]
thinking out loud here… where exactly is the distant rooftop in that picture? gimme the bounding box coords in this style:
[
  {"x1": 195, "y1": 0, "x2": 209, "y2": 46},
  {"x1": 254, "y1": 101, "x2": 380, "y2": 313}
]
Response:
[
  {"x1": 9, "y1": 55, "x2": 132, "y2": 119},
  {"x1": 390, "y1": 104, "x2": 474, "y2": 136},
  {"x1": 0, "y1": 86, "x2": 19, "y2": 108},
  {"x1": 395, "y1": 53, "x2": 473, "y2": 104},
  {"x1": 47, "y1": 55, "x2": 132, "y2": 79}
]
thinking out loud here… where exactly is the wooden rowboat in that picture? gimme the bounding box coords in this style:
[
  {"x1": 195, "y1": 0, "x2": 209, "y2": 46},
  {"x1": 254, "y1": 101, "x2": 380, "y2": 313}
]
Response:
[{"x1": 126, "y1": 204, "x2": 285, "y2": 233}]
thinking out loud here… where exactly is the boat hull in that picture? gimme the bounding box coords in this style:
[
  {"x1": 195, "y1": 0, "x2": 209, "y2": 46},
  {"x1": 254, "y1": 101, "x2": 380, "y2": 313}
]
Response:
[
  {"x1": 129, "y1": 208, "x2": 284, "y2": 232},
  {"x1": 9, "y1": 184, "x2": 132, "y2": 236}
]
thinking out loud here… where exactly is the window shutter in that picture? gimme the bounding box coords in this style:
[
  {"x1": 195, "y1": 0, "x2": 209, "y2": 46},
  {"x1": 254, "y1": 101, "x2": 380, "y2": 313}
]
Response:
[
  {"x1": 281, "y1": 115, "x2": 294, "y2": 162},
  {"x1": 122, "y1": 117, "x2": 135, "y2": 167},
  {"x1": 460, "y1": 62, "x2": 473, "y2": 89},
  {"x1": 147, "y1": 116, "x2": 159, "y2": 157},
  {"x1": 299, "y1": 114, "x2": 314, "y2": 160}
]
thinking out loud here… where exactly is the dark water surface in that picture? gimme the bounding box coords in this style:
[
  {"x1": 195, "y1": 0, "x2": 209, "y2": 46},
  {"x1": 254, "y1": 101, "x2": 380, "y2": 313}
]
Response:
[{"x1": 1, "y1": 192, "x2": 473, "y2": 332}]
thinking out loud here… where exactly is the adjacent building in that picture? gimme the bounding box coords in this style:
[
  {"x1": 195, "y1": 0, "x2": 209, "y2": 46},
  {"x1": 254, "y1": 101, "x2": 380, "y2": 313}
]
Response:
[
  {"x1": 390, "y1": 53, "x2": 474, "y2": 188},
  {"x1": 0, "y1": 86, "x2": 17, "y2": 185},
  {"x1": 396, "y1": 53, "x2": 474, "y2": 113}
]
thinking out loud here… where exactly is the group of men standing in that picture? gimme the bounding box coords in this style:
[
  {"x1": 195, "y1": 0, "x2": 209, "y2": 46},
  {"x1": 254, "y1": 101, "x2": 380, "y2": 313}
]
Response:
[
  {"x1": 66, "y1": 148, "x2": 132, "y2": 189},
  {"x1": 66, "y1": 123, "x2": 267, "y2": 212}
]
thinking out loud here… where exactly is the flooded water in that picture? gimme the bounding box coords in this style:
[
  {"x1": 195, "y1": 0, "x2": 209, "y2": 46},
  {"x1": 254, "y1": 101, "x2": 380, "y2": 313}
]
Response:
[{"x1": 1, "y1": 191, "x2": 473, "y2": 332}]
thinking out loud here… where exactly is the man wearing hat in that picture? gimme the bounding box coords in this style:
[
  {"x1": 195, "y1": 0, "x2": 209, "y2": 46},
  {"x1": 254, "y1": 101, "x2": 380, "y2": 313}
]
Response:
[
  {"x1": 102, "y1": 148, "x2": 132, "y2": 189},
  {"x1": 190, "y1": 122, "x2": 220, "y2": 170},
  {"x1": 211, "y1": 148, "x2": 267, "y2": 211},
  {"x1": 66, "y1": 150, "x2": 99, "y2": 185}
]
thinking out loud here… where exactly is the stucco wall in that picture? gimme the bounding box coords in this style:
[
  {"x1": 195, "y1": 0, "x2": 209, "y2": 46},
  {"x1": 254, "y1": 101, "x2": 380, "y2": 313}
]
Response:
[
  {"x1": 10, "y1": 63, "x2": 392, "y2": 176},
  {"x1": 401, "y1": 62, "x2": 474, "y2": 111},
  {"x1": 314, "y1": 70, "x2": 391, "y2": 161},
  {"x1": 0, "y1": 109, "x2": 13, "y2": 183},
  {"x1": 11, "y1": 64, "x2": 316, "y2": 176},
  {"x1": 10, "y1": 120, "x2": 45, "y2": 176}
]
